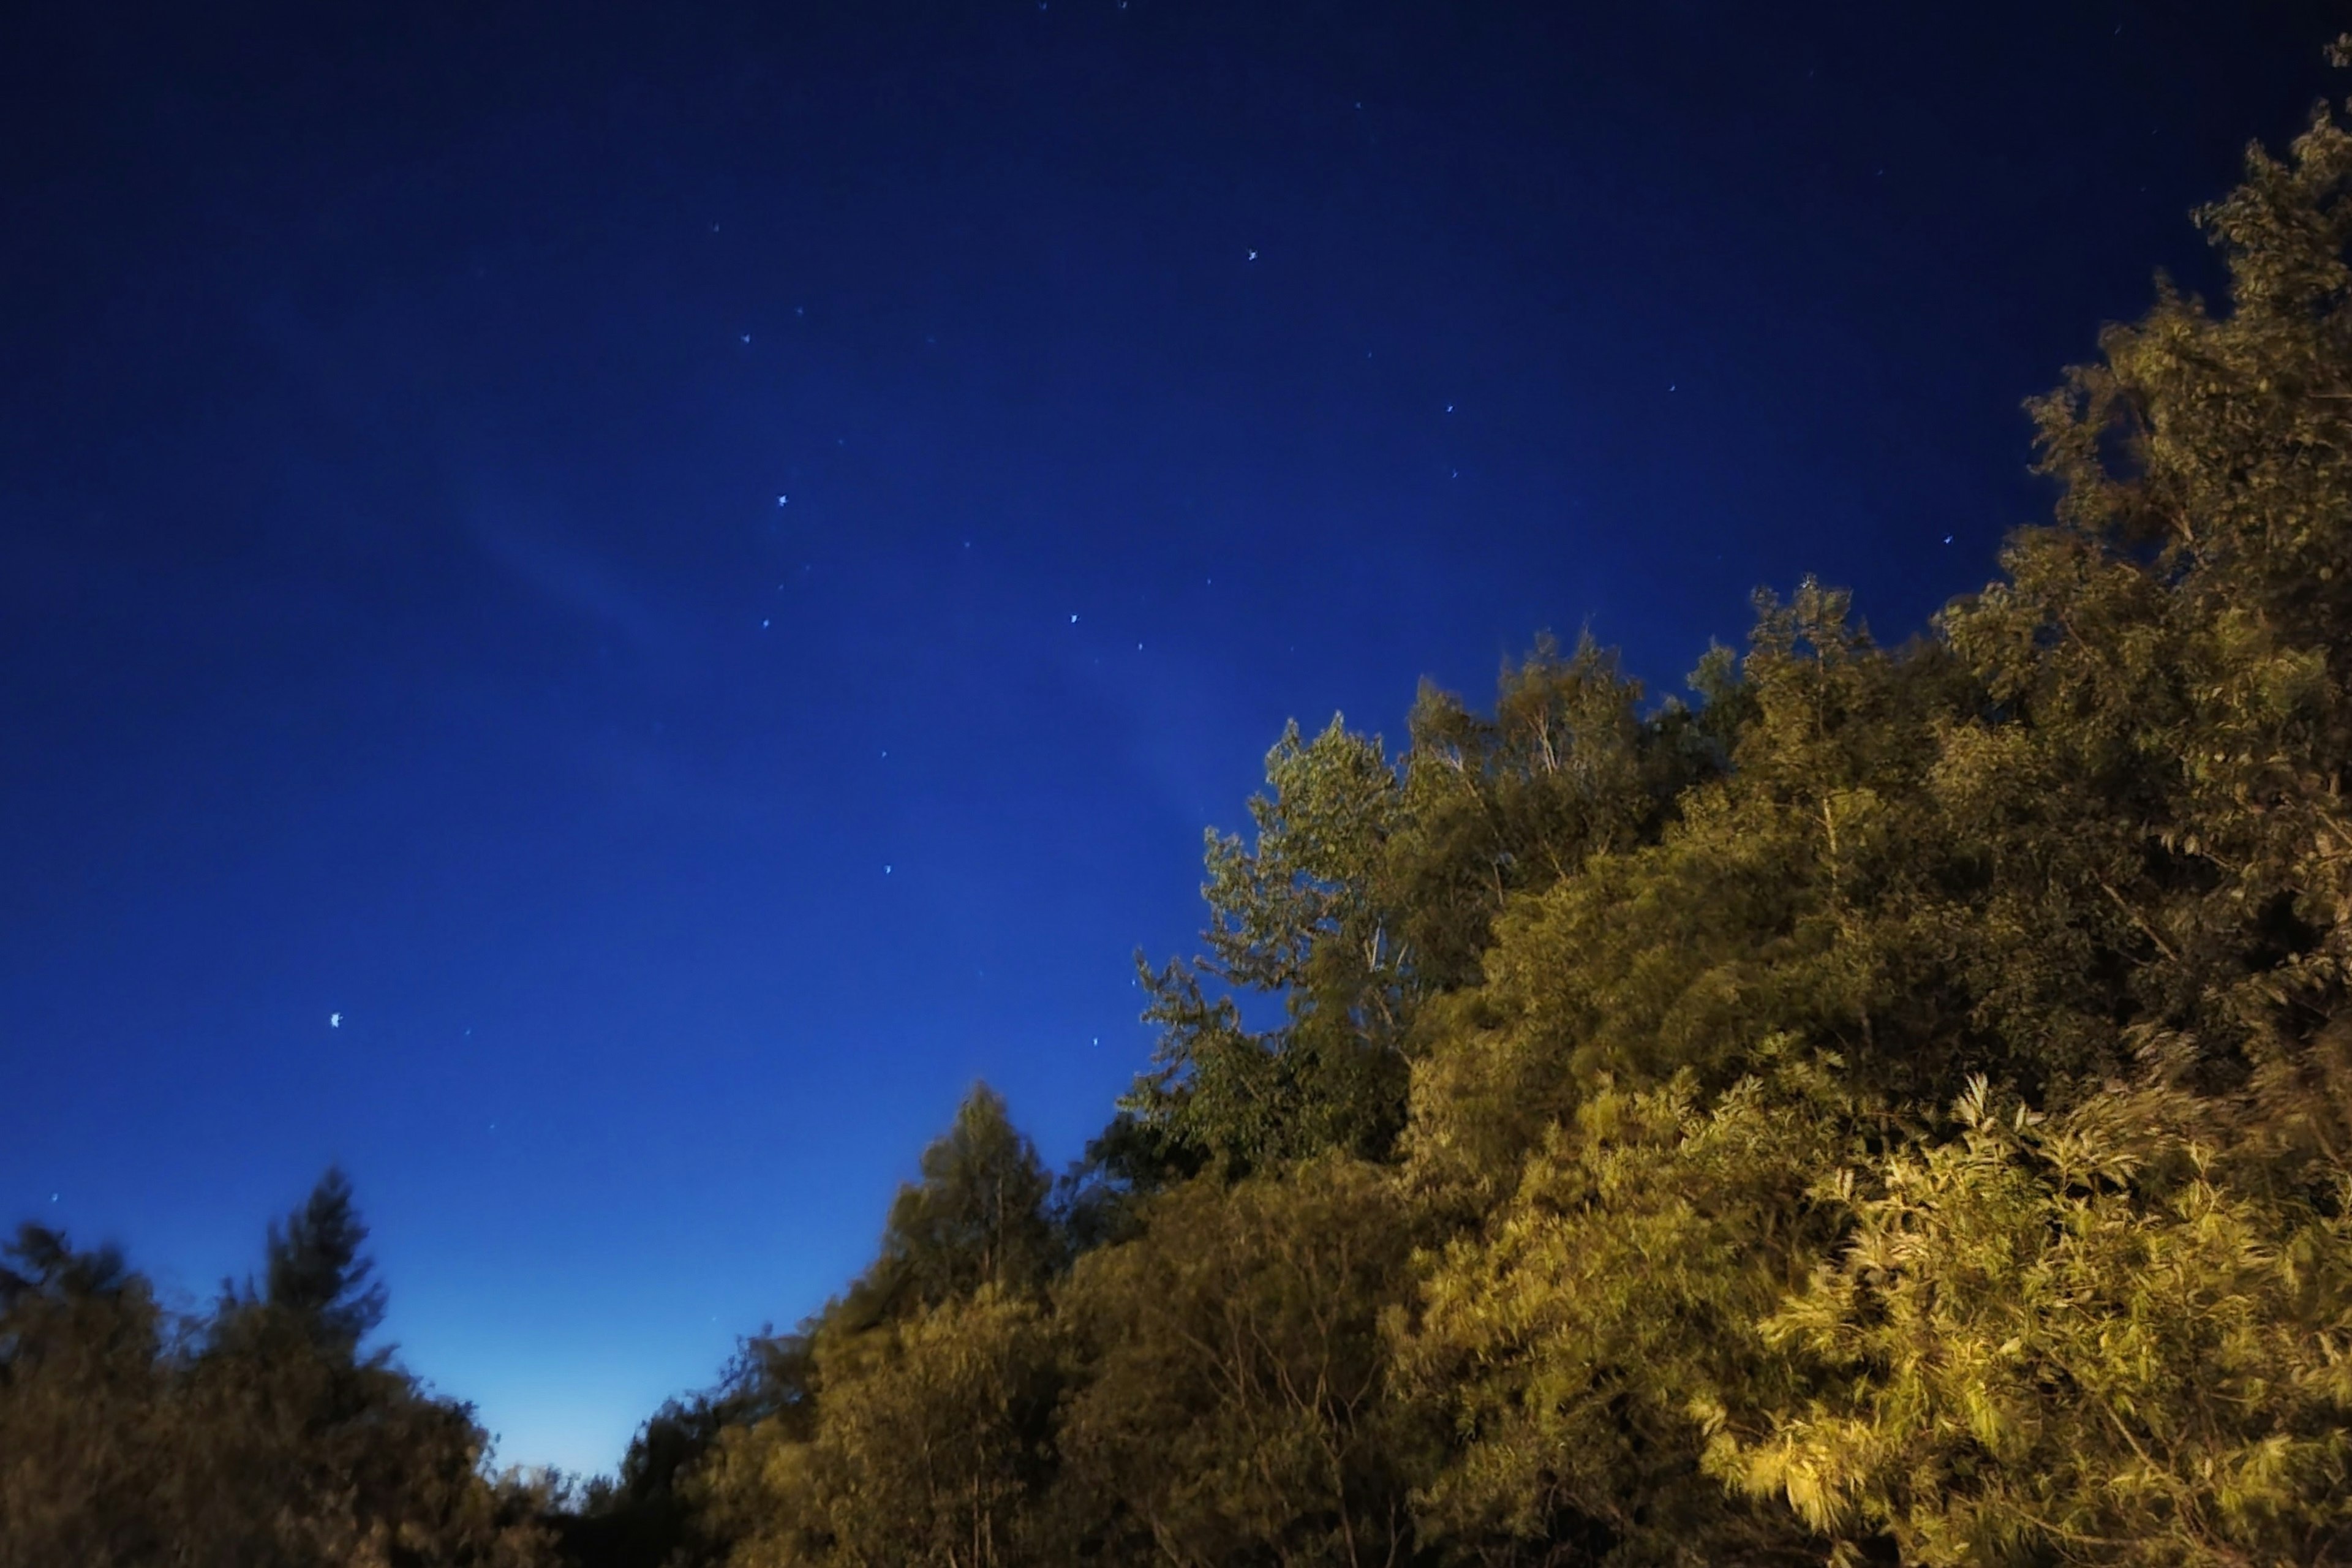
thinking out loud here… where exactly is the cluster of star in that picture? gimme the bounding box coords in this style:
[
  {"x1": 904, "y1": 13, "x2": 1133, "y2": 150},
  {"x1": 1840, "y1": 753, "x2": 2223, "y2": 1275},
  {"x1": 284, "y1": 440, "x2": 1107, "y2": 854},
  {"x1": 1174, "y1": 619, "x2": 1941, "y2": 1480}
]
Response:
[{"x1": 701, "y1": 214, "x2": 1501, "y2": 887}]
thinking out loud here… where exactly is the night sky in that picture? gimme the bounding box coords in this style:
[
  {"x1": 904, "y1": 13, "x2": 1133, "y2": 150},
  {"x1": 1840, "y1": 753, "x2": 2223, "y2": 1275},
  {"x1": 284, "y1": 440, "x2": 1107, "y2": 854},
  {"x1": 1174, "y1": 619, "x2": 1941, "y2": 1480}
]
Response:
[{"x1": 3, "y1": 1, "x2": 2343, "y2": 1477}]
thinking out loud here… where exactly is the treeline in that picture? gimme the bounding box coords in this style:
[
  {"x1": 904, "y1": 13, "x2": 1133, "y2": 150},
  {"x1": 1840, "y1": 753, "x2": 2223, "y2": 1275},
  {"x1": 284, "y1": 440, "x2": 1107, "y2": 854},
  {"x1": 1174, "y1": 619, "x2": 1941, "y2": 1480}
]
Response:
[
  {"x1": 0, "y1": 1170, "x2": 556, "y2": 1566},
  {"x1": 15, "y1": 81, "x2": 2352, "y2": 1568}
]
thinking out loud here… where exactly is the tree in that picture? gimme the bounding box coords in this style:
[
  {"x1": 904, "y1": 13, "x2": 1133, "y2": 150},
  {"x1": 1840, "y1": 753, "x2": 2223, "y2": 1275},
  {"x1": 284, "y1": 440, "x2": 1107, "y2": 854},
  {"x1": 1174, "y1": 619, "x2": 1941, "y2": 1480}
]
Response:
[
  {"x1": 641, "y1": 1088, "x2": 1061, "y2": 1568},
  {"x1": 0, "y1": 1201, "x2": 557, "y2": 1568},
  {"x1": 1936, "y1": 95, "x2": 2352, "y2": 1120},
  {"x1": 1125, "y1": 717, "x2": 1417, "y2": 1174},
  {"x1": 175, "y1": 1316, "x2": 558, "y2": 1567},
  {"x1": 1396, "y1": 1053, "x2": 1853, "y2": 1568},
  {"x1": 1403, "y1": 587, "x2": 1994, "y2": 1203},
  {"x1": 1692, "y1": 94, "x2": 2352, "y2": 1565},
  {"x1": 1125, "y1": 641, "x2": 1721, "y2": 1177},
  {"x1": 1707, "y1": 1076, "x2": 2352, "y2": 1567},
  {"x1": 564, "y1": 1334, "x2": 823, "y2": 1568},
  {"x1": 260, "y1": 1164, "x2": 390, "y2": 1355},
  {"x1": 838, "y1": 1083, "x2": 1059, "y2": 1331},
  {"x1": 181, "y1": 1169, "x2": 556, "y2": 1567},
  {"x1": 693, "y1": 1289, "x2": 1061, "y2": 1568},
  {"x1": 0, "y1": 1225, "x2": 174, "y2": 1567},
  {"x1": 1052, "y1": 1158, "x2": 1428, "y2": 1567}
]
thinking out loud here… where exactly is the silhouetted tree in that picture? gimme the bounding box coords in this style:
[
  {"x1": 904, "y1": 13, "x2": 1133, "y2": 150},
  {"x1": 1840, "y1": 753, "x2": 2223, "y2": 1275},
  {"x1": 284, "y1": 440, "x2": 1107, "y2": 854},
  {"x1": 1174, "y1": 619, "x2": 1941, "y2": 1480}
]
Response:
[
  {"x1": 262, "y1": 1164, "x2": 388, "y2": 1355},
  {"x1": 0, "y1": 1224, "x2": 173, "y2": 1567}
]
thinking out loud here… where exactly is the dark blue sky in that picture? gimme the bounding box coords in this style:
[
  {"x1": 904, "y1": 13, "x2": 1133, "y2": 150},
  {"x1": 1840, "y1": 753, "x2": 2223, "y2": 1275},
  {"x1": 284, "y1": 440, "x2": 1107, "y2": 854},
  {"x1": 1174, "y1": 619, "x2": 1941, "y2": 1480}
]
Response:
[{"x1": 2, "y1": 0, "x2": 2341, "y2": 1476}]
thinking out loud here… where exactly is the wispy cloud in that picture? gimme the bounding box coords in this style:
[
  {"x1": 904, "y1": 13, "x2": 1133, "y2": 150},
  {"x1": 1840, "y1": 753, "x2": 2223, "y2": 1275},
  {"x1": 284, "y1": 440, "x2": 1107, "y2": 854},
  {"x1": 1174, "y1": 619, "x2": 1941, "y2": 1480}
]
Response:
[{"x1": 469, "y1": 511, "x2": 692, "y2": 662}]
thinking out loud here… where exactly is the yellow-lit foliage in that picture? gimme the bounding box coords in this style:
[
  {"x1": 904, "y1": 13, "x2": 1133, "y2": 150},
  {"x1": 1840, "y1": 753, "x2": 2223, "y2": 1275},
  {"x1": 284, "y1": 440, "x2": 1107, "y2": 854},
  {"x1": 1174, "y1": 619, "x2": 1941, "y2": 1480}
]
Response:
[{"x1": 1707, "y1": 1077, "x2": 2352, "y2": 1567}]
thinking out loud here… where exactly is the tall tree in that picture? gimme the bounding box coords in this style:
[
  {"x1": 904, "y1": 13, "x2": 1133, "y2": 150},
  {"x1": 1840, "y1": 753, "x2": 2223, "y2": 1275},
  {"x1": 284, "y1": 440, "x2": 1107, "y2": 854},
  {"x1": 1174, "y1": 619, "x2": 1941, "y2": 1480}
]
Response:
[
  {"x1": 839, "y1": 1083, "x2": 1058, "y2": 1330},
  {"x1": 261, "y1": 1164, "x2": 389, "y2": 1355},
  {"x1": 1125, "y1": 639, "x2": 1721, "y2": 1178},
  {"x1": 0, "y1": 1203, "x2": 557, "y2": 1568}
]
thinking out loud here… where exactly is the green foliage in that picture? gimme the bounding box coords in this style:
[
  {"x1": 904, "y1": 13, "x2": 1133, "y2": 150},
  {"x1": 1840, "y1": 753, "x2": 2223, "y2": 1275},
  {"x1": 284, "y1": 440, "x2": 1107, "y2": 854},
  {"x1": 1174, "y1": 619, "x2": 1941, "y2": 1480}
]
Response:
[
  {"x1": 175, "y1": 1308, "x2": 557, "y2": 1567},
  {"x1": 1706, "y1": 1076, "x2": 2352, "y2": 1567},
  {"x1": 1405, "y1": 590, "x2": 1996, "y2": 1201},
  {"x1": 0, "y1": 1225, "x2": 174, "y2": 1566},
  {"x1": 1125, "y1": 717, "x2": 1419, "y2": 1174},
  {"x1": 661, "y1": 1087, "x2": 1065, "y2": 1568},
  {"x1": 560, "y1": 1328, "x2": 827, "y2": 1568},
  {"x1": 845, "y1": 1083, "x2": 1060, "y2": 1327},
  {"x1": 1126, "y1": 636, "x2": 1719, "y2": 1177},
  {"x1": 695, "y1": 1288, "x2": 1063, "y2": 1568},
  {"x1": 1397, "y1": 1052, "x2": 1854, "y2": 1566},
  {"x1": 0, "y1": 1187, "x2": 556, "y2": 1568},
  {"x1": 1052, "y1": 1158, "x2": 1427, "y2": 1567},
  {"x1": 1936, "y1": 100, "x2": 2352, "y2": 1112}
]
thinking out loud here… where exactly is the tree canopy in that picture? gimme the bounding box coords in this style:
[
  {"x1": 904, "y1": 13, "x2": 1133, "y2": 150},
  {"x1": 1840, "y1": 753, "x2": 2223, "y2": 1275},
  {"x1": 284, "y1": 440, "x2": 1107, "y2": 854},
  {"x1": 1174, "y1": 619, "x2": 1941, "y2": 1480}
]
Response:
[{"x1": 0, "y1": 1177, "x2": 556, "y2": 1568}]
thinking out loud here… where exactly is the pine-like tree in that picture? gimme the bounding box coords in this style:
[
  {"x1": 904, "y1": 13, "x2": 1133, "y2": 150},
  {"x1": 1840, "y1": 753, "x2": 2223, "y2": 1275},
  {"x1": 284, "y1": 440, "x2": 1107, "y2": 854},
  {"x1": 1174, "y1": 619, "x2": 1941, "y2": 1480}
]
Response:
[{"x1": 262, "y1": 1164, "x2": 389, "y2": 1355}]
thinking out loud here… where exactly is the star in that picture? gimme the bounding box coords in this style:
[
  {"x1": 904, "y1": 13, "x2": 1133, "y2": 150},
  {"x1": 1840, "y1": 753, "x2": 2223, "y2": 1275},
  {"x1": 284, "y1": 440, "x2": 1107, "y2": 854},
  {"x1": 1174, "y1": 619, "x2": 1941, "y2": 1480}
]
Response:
[
  {"x1": 777, "y1": 494, "x2": 788, "y2": 505},
  {"x1": 1247, "y1": 249, "x2": 1258, "y2": 261},
  {"x1": 1070, "y1": 613, "x2": 1079, "y2": 624},
  {"x1": 741, "y1": 333, "x2": 752, "y2": 344},
  {"x1": 330, "y1": 1012, "x2": 342, "y2": 1028}
]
